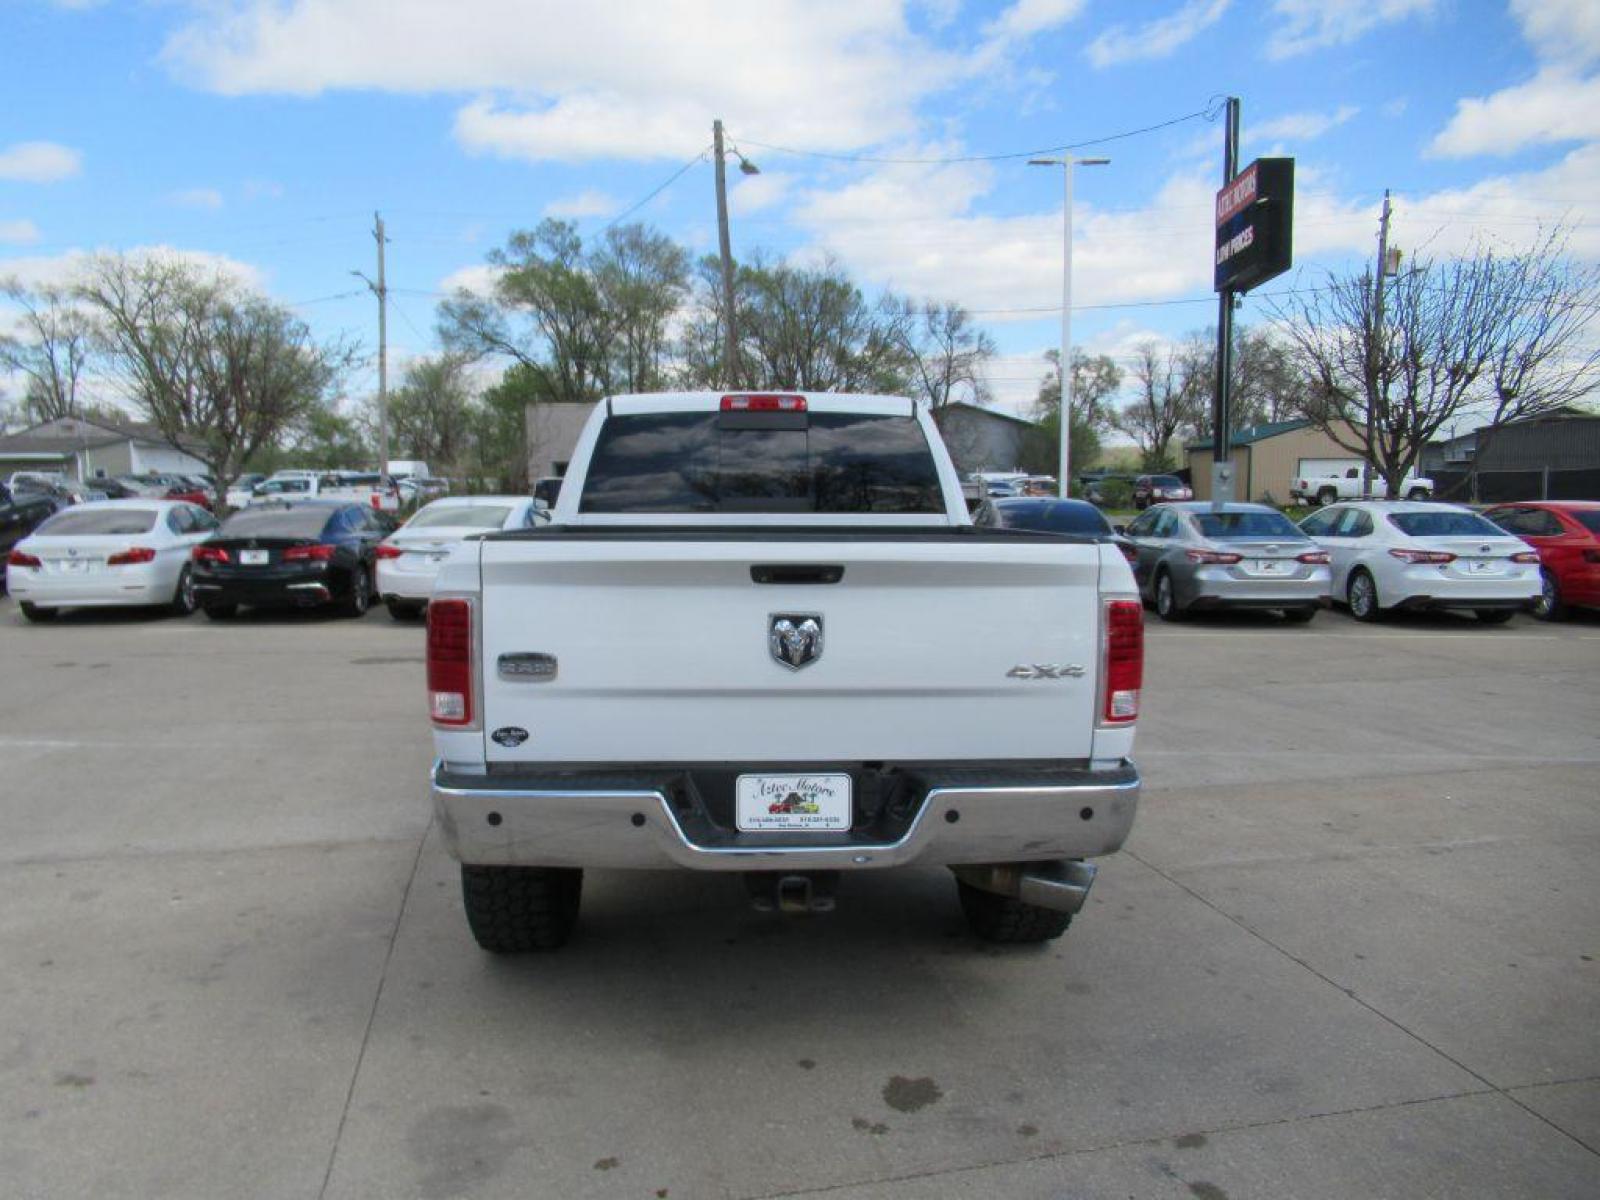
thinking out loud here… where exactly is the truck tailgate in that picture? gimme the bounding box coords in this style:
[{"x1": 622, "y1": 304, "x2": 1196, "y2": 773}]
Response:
[{"x1": 476, "y1": 533, "x2": 1104, "y2": 764}]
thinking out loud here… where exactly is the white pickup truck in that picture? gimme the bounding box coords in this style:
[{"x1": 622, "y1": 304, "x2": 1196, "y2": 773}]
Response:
[
  {"x1": 1291, "y1": 465, "x2": 1433, "y2": 506},
  {"x1": 426, "y1": 392, "x2": 1143, "y2": 952}
]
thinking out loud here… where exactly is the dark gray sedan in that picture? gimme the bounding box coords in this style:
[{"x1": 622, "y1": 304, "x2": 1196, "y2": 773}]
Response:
[{"x1": 1121, "y1": 501, "x2": 1332, "y2": 622}]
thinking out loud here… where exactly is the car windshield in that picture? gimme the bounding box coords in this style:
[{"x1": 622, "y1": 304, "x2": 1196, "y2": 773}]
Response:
[
  {"x1": 407, "y1": 504, "x2": 512, "y2": 530},
  {"x1": 218, "y1": 507, "x2": 332, "y2": 538},
  {"x1": 998, "y1": 501, "x2": 1111, "y2": 535},
  {"x1": 580, "y1": 411, "x2": 943, "y2": 514},
  {"x1": 1192, "y1": 511, "x2": 1303, "y2": 539},
  {"x1": 37, "y1": 508, "x2": 158, "y2": 535},
  {"x1": 1573, "y1": 511, "x2": 1600, "y2": 535},
  {"x1": 1150, "y1": 476, "x2": 1184, "y2": 488},
  {"x1": 1387, "y1": 511, "x2": 1503, "y2": 537}
]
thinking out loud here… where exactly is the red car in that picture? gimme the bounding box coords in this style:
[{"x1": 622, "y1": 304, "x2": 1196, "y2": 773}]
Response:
[
  {"x1": 1483, "y1": 501, "x2": 1600, "y2": 620},
  {"x1": 1132, "y1": 474, "x2": 1193, "y2": 509}
]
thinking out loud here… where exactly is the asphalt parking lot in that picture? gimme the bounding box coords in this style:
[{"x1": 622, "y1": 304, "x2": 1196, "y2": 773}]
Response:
[{"x1": 1, "y1": 599, "x2": 1597, "y2": 1200}]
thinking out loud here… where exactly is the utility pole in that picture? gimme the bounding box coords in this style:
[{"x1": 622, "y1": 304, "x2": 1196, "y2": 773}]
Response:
[
  {"x1": 1364, "y1": 189, "x2": 1392, "y2": 500},
  {"x1": 713, "y1": 119, "x2": 739, "y2": 389},
  {"x1": 1211, "y1": 96, "x2": 1241, "y2": 511},
  {"x1": 355, "y1": 214, "x2": 390, "y2": 482}
]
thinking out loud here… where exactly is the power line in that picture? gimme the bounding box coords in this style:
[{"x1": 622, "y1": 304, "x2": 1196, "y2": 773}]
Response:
[
  {"x1": 731, "y1": 102, "x2": 1220, "y2": 166},
  {"x1": 603, "y1": 146, "x2": 712, "y2": 230}
]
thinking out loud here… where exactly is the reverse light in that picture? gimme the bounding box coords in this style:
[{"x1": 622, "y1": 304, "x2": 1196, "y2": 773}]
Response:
[
  {"x1": 1296, "y1": 550, "x2": 1331, "y2": 564},
  {"x1": 721, "y1": 394, "x2": 806, "y2": 412},
  {"x1": 427, "y1": 598, "x2": 476, "y2": 727},
  {"x1": 191, "y1": 545, "x2": 229, "y2": 564},
  {"x1": 106, "y1": 546, "x2": 157, "y2": 566},
  {"x1": 374, "y1": 542, "x2": 404, "y2": 559},
  {"x1": 1389, "y1": 548, "x2": 1456, "y2": 565},
  {"x1": 1100, "y1": 598, "x2": 1144, "y2": 725},
  {"x1": 1510, "y1": 551, "x2": 1540, "y2": 564},
  {"x1": 283, "y1": 543, "x2": 336, "y2": 562},
  {"x1": 6, "y1": 549, "x2": 42, "y2": 569},
  {"x1": 1186, "y1": 549, "x2": 1242, "y2": 564}
]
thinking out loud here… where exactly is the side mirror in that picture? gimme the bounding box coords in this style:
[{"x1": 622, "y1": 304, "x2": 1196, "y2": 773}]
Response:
[
  {"x1": 533, "y1": 497, "x2": 551, "y2": 513},
  {"x1": 1113, "y1": 523, "x2": 1128, "y2": 535}
]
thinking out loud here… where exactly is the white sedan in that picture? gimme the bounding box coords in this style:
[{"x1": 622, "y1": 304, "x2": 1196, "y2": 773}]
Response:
[
  {"x1": 375, "y1": 495, "x2": 544, "y2": 619},
  {"x1": 1299, "y1": 500, "x2": 1541, "y2": 624},
  {"x1": 4, "y1": 499, "x2": 220, "y2": 623}
]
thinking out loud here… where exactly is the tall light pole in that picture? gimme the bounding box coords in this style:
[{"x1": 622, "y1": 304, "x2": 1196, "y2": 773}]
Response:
[
  {"x1": 713, "y1": 119, "x2": 759, "y2": 389},
  {"x1": 1029, "y1": 156, "x2": 1109, "y2": 498}
]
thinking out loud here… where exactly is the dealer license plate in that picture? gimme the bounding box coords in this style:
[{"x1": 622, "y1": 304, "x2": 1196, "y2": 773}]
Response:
[
  {"x1": 735, "y1": 773, "x2": 852, "y2": 832},
  {"x1": 240, "y1": 549, "x2": 269, "y2": 565},
  {"x1": 1249, "y1": 559, "x2": 1283, "y2": 573},
  {"x1": 1468, "y1": 559, "x2": 1499, "y2": 574}
]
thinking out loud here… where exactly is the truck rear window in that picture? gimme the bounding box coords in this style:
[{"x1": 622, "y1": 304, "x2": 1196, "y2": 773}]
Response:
[{"x1": 579, "y1": 412, "x2": 944, "y2": 514}]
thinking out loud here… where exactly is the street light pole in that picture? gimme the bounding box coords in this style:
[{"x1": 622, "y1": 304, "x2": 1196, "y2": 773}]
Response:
[{"x1": 1029, "y1": 156, "x2": 1109, "y2": 498}]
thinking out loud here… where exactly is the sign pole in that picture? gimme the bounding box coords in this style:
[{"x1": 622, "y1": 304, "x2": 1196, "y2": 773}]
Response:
[{"x1": 1211, "y1": 96, "x2": 1240, "y2": 512}]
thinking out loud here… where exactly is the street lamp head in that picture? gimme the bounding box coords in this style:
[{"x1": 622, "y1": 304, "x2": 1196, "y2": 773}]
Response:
[
  {"x1": 737, "y1": 155, "x2": 760, "y2": 176},
  {"x1": 1027, "y1": 158, "x2": 1061, "y2": 167},
  {"x1": 1078, "y1": 157, "x2": 1111, "y2": 166}
]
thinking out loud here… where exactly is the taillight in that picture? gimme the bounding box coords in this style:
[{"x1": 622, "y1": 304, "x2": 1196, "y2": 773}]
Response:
[
  {"x1": 1389, "y1": 548, "x2": 1455, "y2": 564},
  {"x1": 1186, "y1": 549, "x2": 1242, "y2": 564},
  {"x1": 721, "y1": 394, "x2": 806, "y2": 412},
  {"x1": 7, "y1": 549, "x2": 41, "y2": 569},
  {"x1": 1296, "y1": 550, "x2": 1331, "y2": 564},
  {"x1": 1100, "y1": 598, "x2": 1143, "y2": 725},
  {"x1": 374, "y1": 542, "x2": 403, "y2": 559},
  {"x1": 1510, "y1": 551, "x2": 1539, "y2": 564},
  {"x1": 427, "y1": 598, "x2": 475, "y2": 727},
  {"x1": 283, "y1": 543, "x2": 336, "y2": 562},
  {"x1": 107, "y1": 546, "x2": 157, "y2": 566},
  {"x1": 192, "y1": 545, "x2": 229, "y2": 563}
]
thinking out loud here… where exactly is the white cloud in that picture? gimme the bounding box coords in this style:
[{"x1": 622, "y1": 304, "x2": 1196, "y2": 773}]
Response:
[
  {"x1": 731, "y1": 171, "x2": 794, "y2": 216},
  {"x1": 1429, "y1": 67, "x2": 1600, "y2": 158},
  {"x1": 984, "y1": 0, "x2": 1086, "y2": 43},
  {"x1": 1381, "y1": 97, "x2": 1408, "y2": 118},
  {"x1": 163, "y1": 1, "x2": 958, "y2": 163},
  {"x1": 169, "y1": 187, "x2": 225, "y2": 210},
  {"x1": 1086, "y1": 0, "x2": 1230, "y2": 68},
  {"x1": 0, "y1": 141, "x2": 83, "y2": 183},
  {"x1": 541, "y1": 189, "x2": 617, "y2": 219},
  {"x1": 0, "y1": 220, "x2": 42, "y2": 246},
  {"x1": 1511, "y1": 0, "x2": 1600, "y2": 67},
  {"x1": 439, "y1": 263, "x2": 504, "y2": 297},
  {"x1": 1266, "y1": 0, "x2": 1436, "y2": 60},
  {"x1": 1249, "y1": 104, "x2": 1358, "y2": 143}
]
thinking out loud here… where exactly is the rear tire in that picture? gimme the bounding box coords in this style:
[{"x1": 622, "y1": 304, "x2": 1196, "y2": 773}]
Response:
[
  {"x1": 1317, "y1": 488, "x2": 1338, "y2": 507},
  {"x1": 385, "y1": 597, "x2": 424, "y2": 621},
  {"x1": 957, "y1": 880, "x2": 1072, "y2": 944},
  {"x1": 1347, "y1": 569, "x2": 1381, "y2": 622},
  {"x1": 1154, "y1": 570, "x2": 1186, "y2": 622},
  {"x1": 340, "y1": 566, "x2": 372, "y2": 618},
  {"x1": 1532, "y1": 569, "x2": 1566, "y2": 621},
  {"x1": 1282, "y1": 605, "x2": 1318, "y2": 623},
  {"x1": 170, "y1": 566, "x2": 198, "y2": 616},
  {"x1": 461, "y1": 865, "x2": 583, "y2": 953},
  {"x1": 203, "y1": 602, "x2": 238, "y2": 620},
  {"x1": 19, "y1": 601, "x2": 58, "y2": 623},
  {"x1": 1475, "y1": 609, "x2": 1515, "y2": 625},
  {"x1": 1406, "y1": 488, "x2": 1429, "y2": 502}
]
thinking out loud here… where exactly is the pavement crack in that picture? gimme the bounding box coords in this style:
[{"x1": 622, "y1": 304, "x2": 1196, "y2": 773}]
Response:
[
  {"x1": 316, "y1": 820, "x2": 431, "y2": 1200},
  {"x1": 1126, "y1": 849, "x2": 1600, "y2": 1164}
]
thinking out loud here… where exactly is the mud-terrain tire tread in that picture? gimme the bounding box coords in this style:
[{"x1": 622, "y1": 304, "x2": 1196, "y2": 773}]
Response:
[
  {"x1": 461, "y1": 865, "x2": 583, "y2": 953},
  {"x1": 957, "y1": 880, "x2": 1072, "y2": 944}
]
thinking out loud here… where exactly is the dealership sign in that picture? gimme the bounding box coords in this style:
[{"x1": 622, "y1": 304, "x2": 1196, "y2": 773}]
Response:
[{"x1": 1214, "y1": 157, "x2": 1294, "y2": 293}]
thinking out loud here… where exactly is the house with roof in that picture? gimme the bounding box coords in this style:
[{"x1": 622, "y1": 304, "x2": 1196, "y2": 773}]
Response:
[
  {"x1": 1184, "y1": 419, "x2": 1368, "y2": 503},
  {"x1": 0, "y1": 414, "x2": 210, "y2": 482},
  {"x1": 930, "y1": 402, "x2": 1039, "y2": 475}
]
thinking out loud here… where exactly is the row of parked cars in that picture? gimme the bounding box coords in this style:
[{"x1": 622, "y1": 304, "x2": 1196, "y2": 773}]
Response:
[
  {"x1": 2, "y1": 494, "x2": 544, "y2": 624},
  {"x1": 974, "y1": 495, "x2": 1599, "y2": 624}
]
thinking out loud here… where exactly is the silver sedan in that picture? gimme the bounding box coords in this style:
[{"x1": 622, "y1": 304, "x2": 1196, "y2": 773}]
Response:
[{"x1": 1121, "y1": 501, "x2": 1332, "y2": 622}]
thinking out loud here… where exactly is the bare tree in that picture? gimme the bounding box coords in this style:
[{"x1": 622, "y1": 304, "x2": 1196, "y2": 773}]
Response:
[
  {"x1": 0, "y1": 278, "x2": 96, "y2": 423},
  {"x1": 1185, "y1": 325, "x2": 1309, "y2": 440},
  {"x1": 78, "y1": 254, "x2": 353, "y2": 513},
  {"x1": 892, "y1": 298, "x2": 995, "y2": 409},
  {"x1": 1116, "y1": 339, "x2": 1206, "y2": 471},
  {"x1": 1270, "y1": 228, "x2": 1600, "y2": 497}
]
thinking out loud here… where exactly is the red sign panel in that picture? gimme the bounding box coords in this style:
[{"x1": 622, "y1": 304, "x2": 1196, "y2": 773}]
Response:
[{"x1": 1215, "y1": 161, "x2": 1259, "y2": 227}]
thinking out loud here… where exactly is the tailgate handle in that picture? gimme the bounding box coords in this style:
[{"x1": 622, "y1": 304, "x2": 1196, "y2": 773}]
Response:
[{"x1": 750, "y1": 564, "x2": 844, "y2": 585}]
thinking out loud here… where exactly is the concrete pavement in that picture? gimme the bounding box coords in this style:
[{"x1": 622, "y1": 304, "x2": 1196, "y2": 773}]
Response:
[{"x1": 0, "y1": 600, "x2": 1596, "y2": 1198}]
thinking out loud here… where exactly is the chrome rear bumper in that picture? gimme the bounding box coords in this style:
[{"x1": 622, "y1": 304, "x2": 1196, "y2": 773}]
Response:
[{"x1": 431, "y1": 760, "x2": 1140, "y2": 871}]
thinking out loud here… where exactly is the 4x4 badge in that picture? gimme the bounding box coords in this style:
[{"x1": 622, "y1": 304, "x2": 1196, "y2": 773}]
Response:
[{"x1": 769, "y1": 614, "x2": 823, "y2": 670}]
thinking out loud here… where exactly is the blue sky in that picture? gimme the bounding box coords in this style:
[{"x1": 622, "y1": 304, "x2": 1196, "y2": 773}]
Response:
[{"x1": 3, "y1": 0, "x2": 1597, "y2": 416}]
